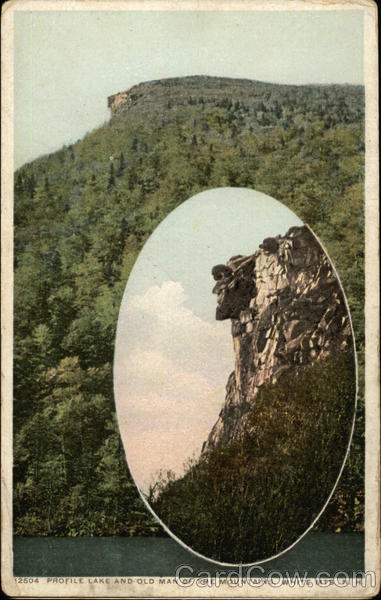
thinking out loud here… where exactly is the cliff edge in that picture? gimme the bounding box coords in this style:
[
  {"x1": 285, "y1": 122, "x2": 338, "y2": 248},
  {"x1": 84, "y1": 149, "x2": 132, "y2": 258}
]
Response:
[{"x1": 203, "y1": 225, "x2": 352, "y2": 453}]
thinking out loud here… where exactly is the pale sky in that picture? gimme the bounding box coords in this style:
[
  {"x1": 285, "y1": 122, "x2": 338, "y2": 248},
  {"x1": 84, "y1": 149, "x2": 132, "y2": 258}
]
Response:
[
  {"x1": 114, "y1": 188, "x2": 302, "y2": 492},
  {"x1": 14, "y1": 9, "x2": 364, "y2": 169}
]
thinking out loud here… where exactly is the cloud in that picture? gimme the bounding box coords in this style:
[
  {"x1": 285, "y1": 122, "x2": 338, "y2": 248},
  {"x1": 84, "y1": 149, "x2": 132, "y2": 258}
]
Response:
[
  {"x1": 117, "y1": 281, "x2": 233, "y2": 384},
  {"x1": 114, "y1": 281, "x2": 234, "y2": 491},
  {"x1": 119, "y1": 348, "x2": 214, "y2": 406},
  {"x1": 128, "y1": 280, "x2": 186, "y2": 315}
]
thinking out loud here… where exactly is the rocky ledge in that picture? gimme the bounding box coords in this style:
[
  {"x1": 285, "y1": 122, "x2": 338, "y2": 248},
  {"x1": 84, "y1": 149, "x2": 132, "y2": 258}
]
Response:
[{"x1": 202, "y1": 225, "x2": 352, "y2": 453}]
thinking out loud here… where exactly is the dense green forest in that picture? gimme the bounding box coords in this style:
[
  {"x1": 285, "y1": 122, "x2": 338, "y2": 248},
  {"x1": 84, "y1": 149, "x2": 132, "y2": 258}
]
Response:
[
  {"x1": 13, "y1": 76, "x2": 365, "y2": 536},
  {"x1": 150, "y1": 351, "x2": 356, "y2": 563}
]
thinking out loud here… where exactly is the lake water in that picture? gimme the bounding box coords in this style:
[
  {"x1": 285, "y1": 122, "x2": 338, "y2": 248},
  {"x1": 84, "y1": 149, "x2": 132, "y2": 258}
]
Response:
[{"x1": 14, "y1": 533, "x2": 363, "y2": 577}]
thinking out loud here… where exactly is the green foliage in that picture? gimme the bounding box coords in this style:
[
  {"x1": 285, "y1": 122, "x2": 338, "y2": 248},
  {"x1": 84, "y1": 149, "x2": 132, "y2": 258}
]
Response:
[
  {"x1": 13, "y1": 76, "x2": 364, "y2": 536},
  {"x1": 150, "y1": 352, "x2": 356, "y2": 563},
  {"x1": 14, "y1": 357, "x2": 160, "y2": 536}
]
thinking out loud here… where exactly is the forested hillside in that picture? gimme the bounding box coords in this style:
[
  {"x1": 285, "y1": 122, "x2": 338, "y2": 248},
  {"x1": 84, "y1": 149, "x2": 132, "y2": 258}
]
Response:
[
  {"x1": 13, "y1": 76, "x2": 365, "y2": 536},
  {"x1": 151, "y1": 352, "x2": 356, "y2": 563}
]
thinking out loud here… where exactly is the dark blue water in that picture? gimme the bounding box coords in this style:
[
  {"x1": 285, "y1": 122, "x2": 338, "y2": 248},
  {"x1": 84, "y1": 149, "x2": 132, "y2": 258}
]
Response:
[{"x1": 14, "y1": 533, "x2": 363, "y2": 577}]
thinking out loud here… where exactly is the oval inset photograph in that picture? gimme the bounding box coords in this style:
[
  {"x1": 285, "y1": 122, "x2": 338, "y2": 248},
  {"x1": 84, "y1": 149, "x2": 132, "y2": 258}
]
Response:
[{"x1": 114, "y1": 187, "x2": 356, "y2": 565}]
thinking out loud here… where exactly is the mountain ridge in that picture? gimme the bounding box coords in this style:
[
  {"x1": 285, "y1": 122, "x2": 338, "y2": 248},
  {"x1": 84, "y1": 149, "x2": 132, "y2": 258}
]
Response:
[{"x1": 108, "y1": 75, "x2": 364, "y2": 115}]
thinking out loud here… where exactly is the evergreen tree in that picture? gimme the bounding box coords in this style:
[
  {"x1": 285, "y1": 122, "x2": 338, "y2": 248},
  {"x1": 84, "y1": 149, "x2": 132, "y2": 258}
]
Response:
[
  {"x1": 117, "y1": 152, "x2": 125, "y2": 177},
  {"x1": 107, "y1": 162, "x2": 115, "y2": 190}
]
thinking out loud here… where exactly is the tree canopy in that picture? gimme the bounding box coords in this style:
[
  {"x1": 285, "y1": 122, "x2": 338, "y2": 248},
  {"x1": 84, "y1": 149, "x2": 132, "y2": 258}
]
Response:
[{"x1": 14, "y1": 77, "x2": 364, "y2": 536}]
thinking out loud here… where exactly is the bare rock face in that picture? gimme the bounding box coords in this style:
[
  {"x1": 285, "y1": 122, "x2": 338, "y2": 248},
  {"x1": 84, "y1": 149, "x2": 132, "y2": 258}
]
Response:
[{"x1": 202, "y1": 225, "x2": 352, "y2": 453}]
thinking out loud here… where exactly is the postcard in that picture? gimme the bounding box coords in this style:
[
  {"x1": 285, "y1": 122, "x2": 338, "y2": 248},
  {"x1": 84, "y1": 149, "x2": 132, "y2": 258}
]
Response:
[{"x1": 1, "y1": 0, "x2": 379, "y2": 598}]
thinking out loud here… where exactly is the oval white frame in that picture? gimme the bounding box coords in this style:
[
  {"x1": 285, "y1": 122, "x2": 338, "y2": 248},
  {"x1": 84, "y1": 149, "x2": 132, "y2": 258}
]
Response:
[{"x1": 113, "y1": 188, "x2": 358, "y2": 567}]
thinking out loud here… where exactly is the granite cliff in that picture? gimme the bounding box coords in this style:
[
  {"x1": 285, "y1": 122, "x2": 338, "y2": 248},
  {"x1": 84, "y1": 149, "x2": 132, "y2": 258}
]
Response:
[{"x1": 203, "y1": 225, "x2": 353, "y2": 453}]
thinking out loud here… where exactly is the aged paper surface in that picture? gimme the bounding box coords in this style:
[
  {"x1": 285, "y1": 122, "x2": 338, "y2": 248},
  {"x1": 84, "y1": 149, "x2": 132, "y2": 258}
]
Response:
[{"x1": 1, "y1": 0, "x2": 379, "y2": 598}]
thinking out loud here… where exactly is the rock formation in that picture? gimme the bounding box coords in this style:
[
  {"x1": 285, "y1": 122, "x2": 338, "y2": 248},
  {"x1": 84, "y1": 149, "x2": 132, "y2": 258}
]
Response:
[{"x1": 202, "y1": 225, "x2": 353, "y2": 453}]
